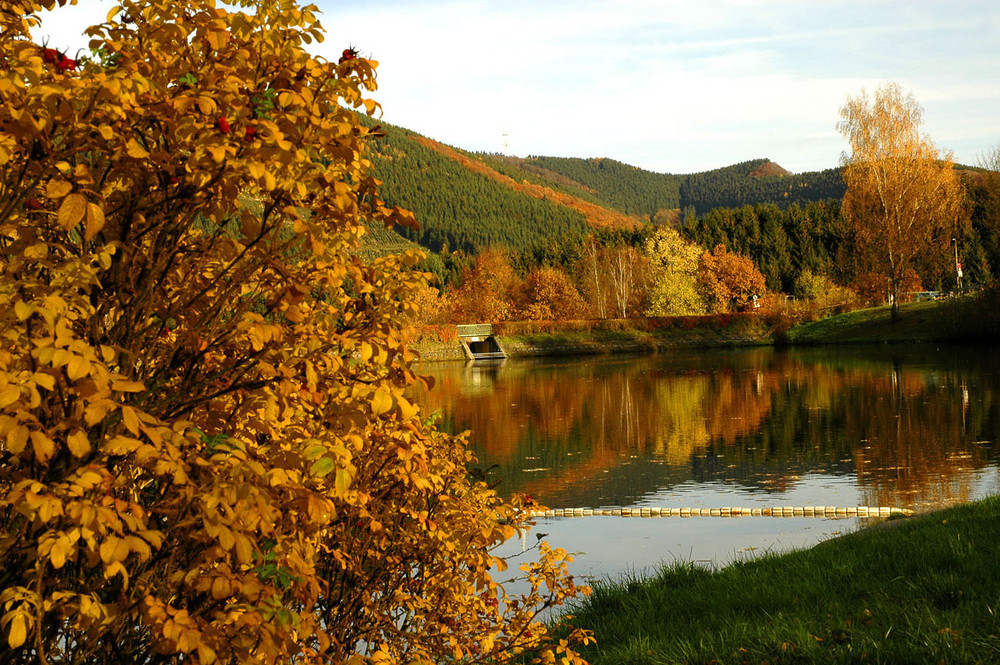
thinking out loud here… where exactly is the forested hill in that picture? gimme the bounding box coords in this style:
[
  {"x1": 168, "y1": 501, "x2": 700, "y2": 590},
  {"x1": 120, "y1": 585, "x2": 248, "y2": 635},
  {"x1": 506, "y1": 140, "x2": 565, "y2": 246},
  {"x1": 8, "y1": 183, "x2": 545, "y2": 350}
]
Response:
[
  {"x1": 365, "y1": 118, "x2": 845, "y2": 255},
  {"x1": 482, "y1": 155, "x2": 846, "y2": 218}
]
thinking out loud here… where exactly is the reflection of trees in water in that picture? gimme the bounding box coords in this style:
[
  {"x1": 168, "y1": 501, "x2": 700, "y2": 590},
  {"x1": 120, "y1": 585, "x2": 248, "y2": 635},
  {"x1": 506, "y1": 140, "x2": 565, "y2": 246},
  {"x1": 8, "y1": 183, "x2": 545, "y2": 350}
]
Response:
[
  {"x1": 841, "y1": 365, "x2": 996, "y2": 510},
  {"x1": 414, "y1": 347, "x2": 1000, "y2": 509}
]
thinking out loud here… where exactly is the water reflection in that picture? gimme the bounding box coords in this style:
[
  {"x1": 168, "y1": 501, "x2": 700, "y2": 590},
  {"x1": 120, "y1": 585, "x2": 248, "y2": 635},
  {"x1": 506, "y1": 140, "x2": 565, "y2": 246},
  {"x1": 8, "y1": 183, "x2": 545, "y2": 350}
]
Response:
[
  {"x1": 413, "y1": 344, "x2": 1000, "y2": 577},
  {"x1": 417, "y1": 345, "x2": 999, "y2": 511}
]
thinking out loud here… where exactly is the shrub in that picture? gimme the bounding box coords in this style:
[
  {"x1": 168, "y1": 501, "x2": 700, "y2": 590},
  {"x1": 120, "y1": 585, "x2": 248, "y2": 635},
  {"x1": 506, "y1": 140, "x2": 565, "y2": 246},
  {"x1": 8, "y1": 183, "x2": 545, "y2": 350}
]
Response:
[{"x1": 0, "y1": 3, "x2": 589, "y2": 663}]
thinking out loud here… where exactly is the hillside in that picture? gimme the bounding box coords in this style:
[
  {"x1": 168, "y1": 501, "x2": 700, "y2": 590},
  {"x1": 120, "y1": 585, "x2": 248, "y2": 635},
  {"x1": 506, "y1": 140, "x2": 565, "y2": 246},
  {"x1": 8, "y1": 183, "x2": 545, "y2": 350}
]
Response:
[
  {"x1": 368, "y1": 122, "x2": 600, "y2": 254},
  {"x1": 480, "y1": 155, "x2": 845, "y2": 220},
  {"x1": 364, "y1": 119, "x2": 846, "y2": 257}
]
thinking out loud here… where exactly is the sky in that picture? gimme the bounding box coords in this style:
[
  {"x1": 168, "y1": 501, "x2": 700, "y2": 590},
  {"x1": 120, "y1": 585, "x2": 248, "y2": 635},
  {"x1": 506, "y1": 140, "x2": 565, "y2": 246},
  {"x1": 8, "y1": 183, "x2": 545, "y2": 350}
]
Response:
[{"x1": 33, "y1": 0, "x2": 1000, "y2": 175}]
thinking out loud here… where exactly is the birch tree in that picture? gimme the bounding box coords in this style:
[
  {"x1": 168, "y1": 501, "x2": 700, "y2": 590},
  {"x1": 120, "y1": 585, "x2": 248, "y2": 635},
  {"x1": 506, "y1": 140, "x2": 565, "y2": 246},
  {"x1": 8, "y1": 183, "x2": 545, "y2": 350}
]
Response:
[{"x1": 838, "y1": 82, "x2": 965, "y2": 319}]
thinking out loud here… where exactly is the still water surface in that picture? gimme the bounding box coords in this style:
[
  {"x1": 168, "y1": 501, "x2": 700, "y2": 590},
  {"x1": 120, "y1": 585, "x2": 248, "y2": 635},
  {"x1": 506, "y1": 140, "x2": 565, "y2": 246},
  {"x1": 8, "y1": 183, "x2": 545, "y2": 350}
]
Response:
[{"x1": 414, "y1": 344, "x2": 1000, "y2": 582}]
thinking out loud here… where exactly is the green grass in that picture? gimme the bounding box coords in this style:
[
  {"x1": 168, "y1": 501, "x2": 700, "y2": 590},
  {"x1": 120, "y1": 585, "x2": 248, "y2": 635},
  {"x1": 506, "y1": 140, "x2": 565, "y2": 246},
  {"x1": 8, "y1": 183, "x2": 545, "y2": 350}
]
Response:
[
  {"x1": 556, "y1": 496, "x2": 1000, "y2": 664},
  {"x1": 785, "y1": 294, "x2": 994, "y2": 345}
]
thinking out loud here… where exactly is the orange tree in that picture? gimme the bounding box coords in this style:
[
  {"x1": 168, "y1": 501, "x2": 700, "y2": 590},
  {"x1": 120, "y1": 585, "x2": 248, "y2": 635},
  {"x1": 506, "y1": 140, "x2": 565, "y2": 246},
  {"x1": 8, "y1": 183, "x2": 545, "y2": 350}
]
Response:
[
  {"x1": 447, "y1": 248, "x2": 521, "y2": 323},
  {"x1": 697, "y1": 244, "x2": 767, "y2": 313},
  {"x1": 0, "y1": 1, "x2": 590, "y2": 663},
  {"x1": 516, "y1": 266, "x2": 589, "y2": 321}
]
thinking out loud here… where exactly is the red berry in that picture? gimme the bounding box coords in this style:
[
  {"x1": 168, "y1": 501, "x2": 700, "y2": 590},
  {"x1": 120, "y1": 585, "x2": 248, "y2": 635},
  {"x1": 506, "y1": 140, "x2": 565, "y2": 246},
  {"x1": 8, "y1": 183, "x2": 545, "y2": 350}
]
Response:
[
  {"x1": 338, "y1": 47, "x2": 358, "y2": 64},
  {"x1": 244, "y1": 126, "x2": 256, "y2": 141},
  {"x1": 56, "y1": 57, "x2": 76, "y2": 72},
  {"x1": 42, "y1": 48, "x2": 60, "y2": 64},
  {"x1": 25, "y1": 198, "x2": 43, "y2": 210},
  {"x1": 217, "y1": 117, "x2": 231, "y2": 134}
]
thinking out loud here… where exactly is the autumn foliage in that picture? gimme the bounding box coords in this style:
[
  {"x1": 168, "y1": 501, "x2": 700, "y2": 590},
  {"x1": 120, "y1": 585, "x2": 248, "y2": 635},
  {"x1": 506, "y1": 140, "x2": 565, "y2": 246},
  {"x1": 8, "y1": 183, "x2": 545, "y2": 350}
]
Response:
[
  {"x1": 838, "y1": 82, "x2": 966, "y2": 319},
  {"x1": 0, "y1": 1, "x2": 589, "y2": 663},
  {"x1": 697, "y1": 244, "x2": 768, "y2": 312}
]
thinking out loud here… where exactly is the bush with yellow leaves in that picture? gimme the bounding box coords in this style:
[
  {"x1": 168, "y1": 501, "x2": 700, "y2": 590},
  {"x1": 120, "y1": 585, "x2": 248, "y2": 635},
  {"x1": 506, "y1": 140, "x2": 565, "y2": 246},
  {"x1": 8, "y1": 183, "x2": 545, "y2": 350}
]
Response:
[{"x1": 0, "y1": 1, "x2": 591, "y2": 663}]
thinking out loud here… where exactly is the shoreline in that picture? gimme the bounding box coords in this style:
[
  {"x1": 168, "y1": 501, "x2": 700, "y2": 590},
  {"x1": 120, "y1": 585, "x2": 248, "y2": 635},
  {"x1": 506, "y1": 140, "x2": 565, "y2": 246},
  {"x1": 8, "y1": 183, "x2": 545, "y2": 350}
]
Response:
[
  {"x1": 411, "y1": 296, "x2": 997, "y2": 363},
  {"x1": 412, "y1": 321, "x2": 777, "y2": 363}
]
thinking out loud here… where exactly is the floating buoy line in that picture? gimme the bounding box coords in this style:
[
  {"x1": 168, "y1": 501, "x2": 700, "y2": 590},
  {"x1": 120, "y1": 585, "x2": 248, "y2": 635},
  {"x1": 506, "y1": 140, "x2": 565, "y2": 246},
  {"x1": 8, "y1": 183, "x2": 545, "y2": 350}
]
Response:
[{"x1": 527, "y1": 506, "x2": 914, "y2": 519}]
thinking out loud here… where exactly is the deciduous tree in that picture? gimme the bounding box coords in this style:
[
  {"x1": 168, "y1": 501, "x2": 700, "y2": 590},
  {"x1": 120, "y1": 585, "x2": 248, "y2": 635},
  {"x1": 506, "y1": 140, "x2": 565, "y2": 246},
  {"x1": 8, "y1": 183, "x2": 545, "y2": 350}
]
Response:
[
  {"x1": 577, "y1": 236, "x2": 610, "y2": 319},
  {"x1": 0, "y1": 2, "x2": 589, "y2": 663},
  {"x1": 606, "y1": 244, "x2": 649, "y2": 319},
  {"x1": 697, "y1": 245, "x2": 767, "y2": 313},
  {"x1": 838, "y1": 82, "x2": 965, "y2": 319},
  {"x1": 448, "y1": 247, "x2": 521, "y2": 322},
  {"x1": 516, "y1": 266, "x2": 589, "y2": 321},
  {"x1": 643, "y1": 226, "x2": 706, "y2": 316}
]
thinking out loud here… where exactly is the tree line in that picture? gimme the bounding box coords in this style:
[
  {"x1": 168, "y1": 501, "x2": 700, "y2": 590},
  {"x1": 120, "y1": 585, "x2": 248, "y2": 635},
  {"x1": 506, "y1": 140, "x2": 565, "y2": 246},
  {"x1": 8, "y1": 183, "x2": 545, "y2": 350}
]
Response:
[{"x1": 364, "y1": 110, "x2": 1000, "y2": 322}]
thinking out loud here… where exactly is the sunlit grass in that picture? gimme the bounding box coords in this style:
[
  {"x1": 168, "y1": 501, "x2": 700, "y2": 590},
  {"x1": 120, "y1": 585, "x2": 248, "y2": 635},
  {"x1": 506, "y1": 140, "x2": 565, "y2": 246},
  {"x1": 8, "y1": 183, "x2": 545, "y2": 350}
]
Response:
[{"x1": 560, "y1": 496, "x2": 1000, "y2": 664}]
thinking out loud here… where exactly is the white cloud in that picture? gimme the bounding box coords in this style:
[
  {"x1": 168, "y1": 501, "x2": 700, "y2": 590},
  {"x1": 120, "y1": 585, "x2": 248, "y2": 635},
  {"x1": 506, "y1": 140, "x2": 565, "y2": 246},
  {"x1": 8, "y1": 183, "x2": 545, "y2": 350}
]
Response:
[{"x1": 28, "y1": 0, "x2": 1000, "y2": 173}]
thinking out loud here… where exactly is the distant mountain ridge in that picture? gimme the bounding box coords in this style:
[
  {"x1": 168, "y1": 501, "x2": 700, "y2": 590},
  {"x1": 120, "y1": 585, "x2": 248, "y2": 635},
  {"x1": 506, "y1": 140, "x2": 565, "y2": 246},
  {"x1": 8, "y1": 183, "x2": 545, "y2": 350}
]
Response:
[{"x1": 365, "y1": 119, "x2": 845, "y2": 255}]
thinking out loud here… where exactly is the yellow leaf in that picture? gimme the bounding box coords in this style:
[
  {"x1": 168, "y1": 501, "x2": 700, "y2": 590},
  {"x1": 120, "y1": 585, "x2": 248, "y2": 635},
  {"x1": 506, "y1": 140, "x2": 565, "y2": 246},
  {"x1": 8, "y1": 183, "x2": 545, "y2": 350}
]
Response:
[
  {"x1": 234, "y1": 536, "x2": 252, "y2": 566},
  {"x1": 7, "y1": 424, "x2": 29, "y2": 454},
  {"x1": 57, "y1": 193, "x2": 87, "y2": 230},
  {"x1": 31, "y1": 372, "x2": 55, "y2": 391},
  {"x1": 103, "y1": 561, "x2": 129, "y2": 588},
  {"x1": 103, "y1": 435, "x2": 142, "y2": 455},
  {"x1": 6, "y1": 612, "x2": 27, "y2": 648},
  {"x1": 206, "y1": 29, "x2": 229, "y2": 51},
  {"x1": 97, "y1": 125, "x2": 115, "y2": 140},
  {"x1": 197, "y1": 642, "x2": 218, "y2": 665},
  {"x1": 121, "y1": 406, "x2": 140, "y2": 435},
  {"x1": 304, "y1": 361, "x2": 318, "y2": 389},
  {"x1": 371, "y1": 387, "x2": 392, "y2": 417},
  {"x1": 45, "y1": 178, "x2": 73, "y2": 199},
  {"x1": 0, "y1": 385, "x2": 19, "y2": 409},
  {"x1": 84, "y1": 202, "x2": 105, "y2": 241},
  {"x1": 126, "y1": 138, "x2": 149, "y2": 159},
  {"x1": 210, "y1": 576, "x2": 231, "y2": 600},
  {"x1": 207, "y1": 144, "x2": 227, "y2": 163},
  {"x1": 14, "y1": 301, "x2": 32, "y2": 321},
  {"x1": 196, "y1": 96, "x2": 216, "y2": 115},
  {"x1": 23, "y1": 243, "x2": 48, "y2": 260},
  {"x1": 397, "y1": 396, "x2": 419, "y2": 422},
  {"x1": 84, "y1": 399, "x2": 115, "y2": 427},
  {"x1": 112, "y1": 379, "x2": 145, "y2": 393},
  {"x1": 66, "y1": 354, "x2": 91, "y2": 382},
  {"x1": 67, "y1": 430, "x2": 91, "y2": 457},
  {"x1": 99, "y1": 536, "x2": 123, "y2": 563},
  {"x1": 49, "y1": 535, "x2": 72, "y2": 568},
  {"x1": 335, "y1": 466, "x2": 353, "y2": 496},
  {"x1": 29, "y1": 430, "x2": 55, "y2": 464},
  {"x1": 359, "y1": 342, "x2": 373, "y2": 362}
]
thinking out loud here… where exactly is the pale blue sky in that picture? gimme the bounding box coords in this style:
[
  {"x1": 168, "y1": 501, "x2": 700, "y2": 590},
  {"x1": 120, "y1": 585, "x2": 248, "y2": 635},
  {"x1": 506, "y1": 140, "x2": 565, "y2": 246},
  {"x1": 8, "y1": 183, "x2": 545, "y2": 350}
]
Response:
[{"x1": 35, "y1": 0, "x2": 1000, "y2": 174}]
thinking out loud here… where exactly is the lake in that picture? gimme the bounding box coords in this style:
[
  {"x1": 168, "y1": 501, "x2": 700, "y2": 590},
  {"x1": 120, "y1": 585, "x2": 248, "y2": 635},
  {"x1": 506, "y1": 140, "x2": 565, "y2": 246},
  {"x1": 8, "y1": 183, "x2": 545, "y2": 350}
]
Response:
[{"x1": 413, "y1": 344, "x2": 1000, "y2": 583}]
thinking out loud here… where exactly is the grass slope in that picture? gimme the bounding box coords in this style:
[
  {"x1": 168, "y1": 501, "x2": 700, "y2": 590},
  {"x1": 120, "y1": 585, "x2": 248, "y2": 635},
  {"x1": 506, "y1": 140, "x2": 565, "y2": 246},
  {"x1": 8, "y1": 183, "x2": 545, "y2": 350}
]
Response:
[
  {"x1": 785, "y1": 295, "x2": 996, "y2": 345},
  {"x1": 561, "y1": 496, "x2": 1000, "y2": 664}
]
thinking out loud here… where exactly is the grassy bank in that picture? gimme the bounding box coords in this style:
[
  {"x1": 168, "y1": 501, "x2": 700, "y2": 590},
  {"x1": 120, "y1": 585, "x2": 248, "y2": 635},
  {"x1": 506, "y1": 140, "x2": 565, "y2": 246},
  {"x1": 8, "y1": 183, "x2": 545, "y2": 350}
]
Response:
[
  {"x1": 557, "y1": 496, "x2": 1000, "y2": 664},
  {"x1": 412, "y1": 289, "x2": 998, "y2": 361},
  {"x1": 412, "y1": 314, "x2": 778, "y2": 361},
  {"x1": 785, "y1": 291, "x2": 999, "y2": 345}
]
